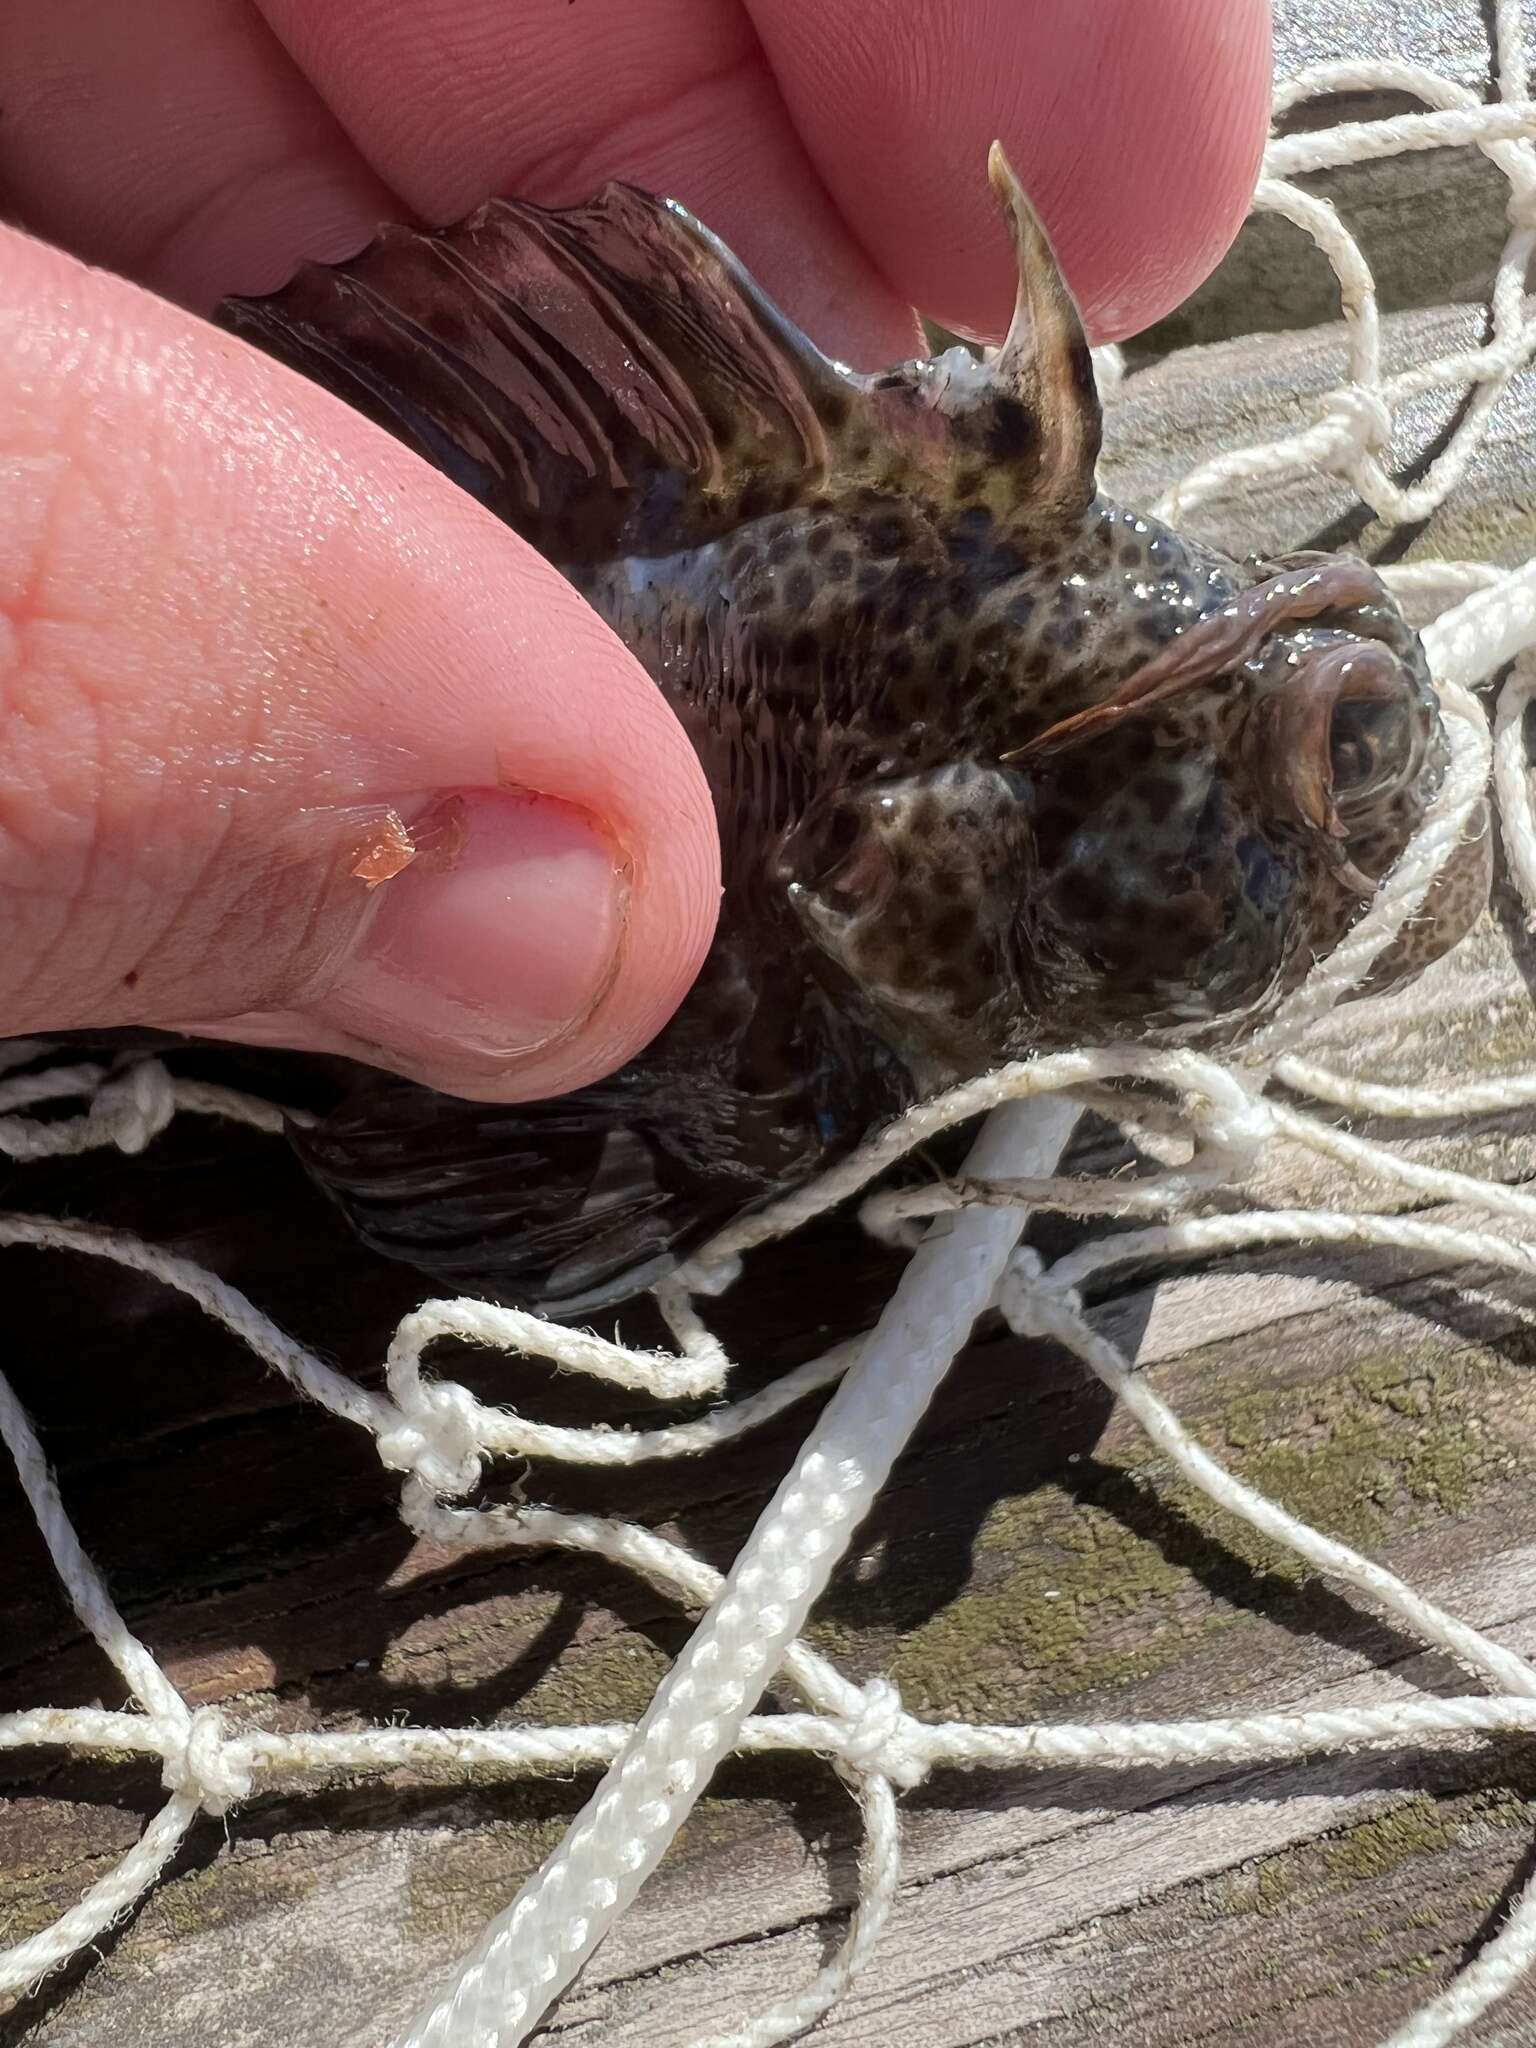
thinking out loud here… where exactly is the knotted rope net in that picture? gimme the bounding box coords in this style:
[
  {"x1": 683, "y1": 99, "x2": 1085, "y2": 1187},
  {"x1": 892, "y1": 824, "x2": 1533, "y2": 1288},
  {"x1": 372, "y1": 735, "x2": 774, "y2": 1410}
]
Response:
[{"x1": 8, "y1": 16, "x2": 1536, "y2": 2047}]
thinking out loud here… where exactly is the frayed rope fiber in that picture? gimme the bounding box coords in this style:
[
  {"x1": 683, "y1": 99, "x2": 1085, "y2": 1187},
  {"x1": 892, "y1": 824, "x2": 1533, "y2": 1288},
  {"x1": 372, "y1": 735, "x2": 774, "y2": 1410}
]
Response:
[{"x1": 8, "y1": 18, "x2": 1536, "y2": 2048}]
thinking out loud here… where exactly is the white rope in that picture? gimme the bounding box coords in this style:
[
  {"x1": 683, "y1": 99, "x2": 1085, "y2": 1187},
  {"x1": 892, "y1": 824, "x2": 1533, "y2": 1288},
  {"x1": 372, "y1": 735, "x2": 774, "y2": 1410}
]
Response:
[
  {"x1": 1155, "y1": 43, "x2": 1536, "y2": 535},
  {"x1": 5, "y1": 26, "x2": 1536, "y2": 2048}
]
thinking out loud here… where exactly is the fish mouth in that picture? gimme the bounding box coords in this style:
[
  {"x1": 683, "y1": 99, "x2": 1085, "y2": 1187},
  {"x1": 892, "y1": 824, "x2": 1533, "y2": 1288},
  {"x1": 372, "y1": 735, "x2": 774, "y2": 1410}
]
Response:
[
  {"x1": 1001, "y1": 554, "x2": 1443, "y2": 899},
  {"x1": 1247, "y1": 636, "x2": 1436, "y2": 897}
]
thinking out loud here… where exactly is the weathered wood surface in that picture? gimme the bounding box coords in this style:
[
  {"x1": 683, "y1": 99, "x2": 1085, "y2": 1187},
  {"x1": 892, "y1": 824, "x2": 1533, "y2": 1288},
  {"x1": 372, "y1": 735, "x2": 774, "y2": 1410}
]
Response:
[
  {"x1": 9, "y1": 10, "x2": 1536, "y2": 2047},
  {"x1": 1144, "y1": 0, "x2": 1535, "y2": 357}
]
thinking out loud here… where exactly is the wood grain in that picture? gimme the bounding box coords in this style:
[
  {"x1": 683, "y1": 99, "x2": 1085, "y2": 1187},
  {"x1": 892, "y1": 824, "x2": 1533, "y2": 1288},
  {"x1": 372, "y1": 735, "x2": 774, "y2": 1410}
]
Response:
[{"x1": 1141, "y1": 0, "x2": 1536, "y2": 357}]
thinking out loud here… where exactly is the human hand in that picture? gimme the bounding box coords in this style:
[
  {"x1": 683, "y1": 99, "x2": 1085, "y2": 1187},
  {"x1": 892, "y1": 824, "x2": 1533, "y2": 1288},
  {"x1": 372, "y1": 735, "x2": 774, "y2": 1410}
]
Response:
[{"x1": 0, "y1": 0, "x2": 1271, "y2": 1103}]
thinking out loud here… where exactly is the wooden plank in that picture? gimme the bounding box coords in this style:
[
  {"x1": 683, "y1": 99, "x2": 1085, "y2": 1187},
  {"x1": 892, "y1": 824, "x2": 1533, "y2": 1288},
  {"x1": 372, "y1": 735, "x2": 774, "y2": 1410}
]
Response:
[
  {"x1": 15, "y1": 1215, "x2": 1536, "y2": 2047},
  {"x1": 1142, "y1": 0, "x2": 1532, "y2": 357},
  {"x1": 1273, "y1": 0, "x2": 1530, "y2": 91}
]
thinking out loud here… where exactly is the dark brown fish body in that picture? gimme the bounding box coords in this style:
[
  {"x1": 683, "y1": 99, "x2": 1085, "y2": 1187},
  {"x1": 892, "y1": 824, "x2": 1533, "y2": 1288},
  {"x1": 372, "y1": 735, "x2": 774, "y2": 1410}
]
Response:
[{"x1": 221, "y1": 155, "x2": 1484, "y2": 1314}]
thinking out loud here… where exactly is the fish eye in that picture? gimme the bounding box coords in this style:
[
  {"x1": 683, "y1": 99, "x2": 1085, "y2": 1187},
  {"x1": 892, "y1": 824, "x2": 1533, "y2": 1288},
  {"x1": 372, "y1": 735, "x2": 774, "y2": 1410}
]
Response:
[{"x1": 1329, "y1": 691, "x2": 1414, "y2": 819}]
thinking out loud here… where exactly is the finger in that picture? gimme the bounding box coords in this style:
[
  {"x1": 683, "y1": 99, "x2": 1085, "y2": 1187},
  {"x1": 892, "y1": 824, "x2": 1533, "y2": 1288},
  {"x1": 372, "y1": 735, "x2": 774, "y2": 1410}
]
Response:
[
  {"x1": 0, "y1": 226, "x2": 719, "y2": 1102},
  {"x1": 254, "y1": 0, "x2": 923, "y2": 364},
  {"x1": 746, "y1": 0, "x2": 1274, "y2": 341},
  {"x1": 0, "y1": 0, "x2": 397, "y2": 307},
  {"x1": 0, "y1": 0, "x2": 919, "y2": 368}
]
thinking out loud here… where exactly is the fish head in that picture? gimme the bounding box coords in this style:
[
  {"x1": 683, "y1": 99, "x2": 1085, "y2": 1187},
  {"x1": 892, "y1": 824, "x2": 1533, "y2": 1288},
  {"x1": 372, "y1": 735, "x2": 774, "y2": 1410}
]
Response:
[
  {"x1": 782, "y1": 531, "x2": 1483, "y2": 1066},
  {"x1": 1002, "y1": 542, "x2": 1480, "y2": 1047},
  {"x1": 777, "y1": 149, "x2": 1480, "y2": 1069}
]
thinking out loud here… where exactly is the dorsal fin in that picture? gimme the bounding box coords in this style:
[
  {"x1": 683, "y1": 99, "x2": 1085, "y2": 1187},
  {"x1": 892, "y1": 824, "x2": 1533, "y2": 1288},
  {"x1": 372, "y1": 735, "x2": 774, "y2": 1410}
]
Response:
[
  {"x1": 220, "y1": 183, "x2": 850, "y2": 562},
  {"x1": 219, "y1": 155, "x2": 1102, "y2": 564}
]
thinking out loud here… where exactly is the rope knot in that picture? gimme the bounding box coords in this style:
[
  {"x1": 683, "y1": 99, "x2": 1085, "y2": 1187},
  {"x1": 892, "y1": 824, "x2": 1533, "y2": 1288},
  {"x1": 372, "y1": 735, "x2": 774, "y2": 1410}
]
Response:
[
  {"x1": 376, "y1": 1379, "x2": 483, "y2": 1499},
  {"x1": 1195, "y1": 1075, "x2": 1274, "y2": 1168},
  {"x1": 837, "y1": 1678, "x2": 927, "y2": 1792},
  {"x1": 1313, "y1": 384, "x2": 1393, "y2": 458},
  {"x1": 98, "y1": 1060, "x2": 176, "y2": 1155},
  {"x1": 162, "y1": 1706, "x2": 252, "y2": 1816},
  {"x1": 997, "y1": 1246, "x2": 1082, "y2": 1344}
]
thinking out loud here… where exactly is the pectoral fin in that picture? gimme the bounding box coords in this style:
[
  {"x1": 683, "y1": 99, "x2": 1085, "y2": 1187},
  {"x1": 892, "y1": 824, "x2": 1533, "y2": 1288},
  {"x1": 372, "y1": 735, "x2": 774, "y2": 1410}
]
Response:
[{"x1": 291, "y1": 1069, "x2": 754, "y2": 1317}]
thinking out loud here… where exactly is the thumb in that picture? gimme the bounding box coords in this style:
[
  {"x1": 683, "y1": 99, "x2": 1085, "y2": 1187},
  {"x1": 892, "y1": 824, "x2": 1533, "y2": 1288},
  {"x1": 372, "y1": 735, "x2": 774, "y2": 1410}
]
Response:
[{"x1": 0, "y1": 227, "x2": 721, "y2": 1103}]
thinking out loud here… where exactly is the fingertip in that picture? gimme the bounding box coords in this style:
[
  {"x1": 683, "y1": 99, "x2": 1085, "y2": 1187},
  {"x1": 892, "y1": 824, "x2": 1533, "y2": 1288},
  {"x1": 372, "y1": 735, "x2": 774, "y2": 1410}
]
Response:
[
  {"x1": 213, "y1": 356, "x2": 725, "y2": 1102},
  {"x1": 218, "y1": 770, "x2": 721, "y2": 1104},
  {"x1": 1036, "y1": 0, "x2": 1273, "y2": 343},
  {"x1": 493, "y1": 695, "x2": 723, "y2": 1102},
  {"x1": 750, "y1": 0, "x2": 1273, "y2": 344},
  {"x1": 364, "y1": 540, "x2": 723, "y2": 1102},
  {"x1": 184, "y1": 588, "x2": 724, "y2": 1104}
]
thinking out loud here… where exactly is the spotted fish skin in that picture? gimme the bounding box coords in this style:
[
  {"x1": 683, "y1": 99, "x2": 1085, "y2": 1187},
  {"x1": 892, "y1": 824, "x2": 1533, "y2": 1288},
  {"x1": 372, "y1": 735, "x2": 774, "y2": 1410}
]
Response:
[
  {"x1": 220, "y1": 152, "x2": 1479, "y2": 1313},
  {"x1": 578, "y1": 502, "x2": 1247, "y2": 1053}
]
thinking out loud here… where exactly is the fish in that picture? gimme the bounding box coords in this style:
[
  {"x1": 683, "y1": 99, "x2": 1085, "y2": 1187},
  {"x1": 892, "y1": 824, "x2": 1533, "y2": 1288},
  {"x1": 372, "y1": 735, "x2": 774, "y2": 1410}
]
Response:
[{"x1": 218, "y1": 147, "x2": 1488, "y2": 1317}]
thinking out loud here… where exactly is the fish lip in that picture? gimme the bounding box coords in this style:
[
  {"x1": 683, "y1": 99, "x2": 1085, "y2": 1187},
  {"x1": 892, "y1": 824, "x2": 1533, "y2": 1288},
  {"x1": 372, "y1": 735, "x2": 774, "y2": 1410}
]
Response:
[
  {"x1": 1244, "y1": 634, "x2": 1439, "y2": 899},
  {"x1": 1004, "y1": 558, "x2": 1446, "y2": 1045},
  {"x1": 1000, "y1": 555, "x2": 1415, "y2": 766},
  {"x1": 997, "y1": 546, "x2": 1443, "y2": 902}
]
